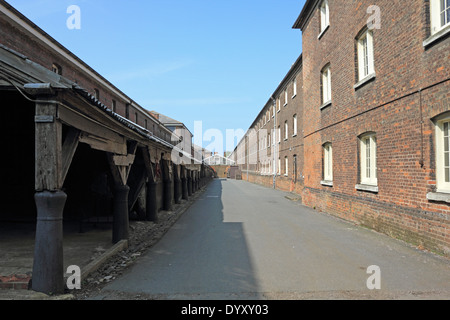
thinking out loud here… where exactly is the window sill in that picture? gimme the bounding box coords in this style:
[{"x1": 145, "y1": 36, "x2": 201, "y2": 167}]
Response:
[
  {"x1": 423, "y1": 24, "x2": 450, "y2": 48},
  {"x1": 283, "y1": 103, "x2": 288, "y2": 107},
  {"x1": 320, "y1": 100, "x2": 332, "y2": 110},
  {"x1": 318, "y1": 25, "x2": 329, "y2": 40},
  {"x1": 321, "y1": 180, "x2": 333, "y2": 187},
  {"x1": 354, "y1": 73, "x2": 376, "y2": 90},
  {"x1": 426, "y1": 191, "x2": 450, "y2": 203},
  {"x1": 355, "y1": 184, "x2": 378, "y2": 193},
  {"x1": 292, "y1": 94, "x2": 297, "y2": 99},
  {"x1": 292, "y1": 134, "x2": 297, "y2": 137}
]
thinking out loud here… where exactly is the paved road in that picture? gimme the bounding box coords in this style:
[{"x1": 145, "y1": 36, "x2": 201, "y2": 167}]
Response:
[{"x1": 92, "y1": 179, "x2": 450, "y2": 300}]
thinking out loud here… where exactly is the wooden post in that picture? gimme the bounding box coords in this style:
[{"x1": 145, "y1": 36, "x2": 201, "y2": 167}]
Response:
[
  {"x1": 173, "y1": 164, "x2": 181, "y2": 204},
  {"x1": 33, "y1": 101, "x2": 66, "y2": 294},
  {"x1": 107, "y1": 145, "x2": 136, "y2": 243},
  {"x1": 181, "y1": 166, "x2": 188, "y2": 200},
  {"x1": 187, "y1": 169, "x2": 193, "y2": 196}
]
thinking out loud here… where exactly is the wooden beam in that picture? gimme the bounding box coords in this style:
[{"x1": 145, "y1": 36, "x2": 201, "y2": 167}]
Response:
[
  {"x1": 141, "y1": 146, "x2": 155, "y2": 183},
  {"x1": 59, "y1": 106, "x2": 127, "y2": 155},
  {"x1": 107, "y1": 153, "x2": 126, "y2": 186},
  {"x1": 60, "y1": 127, "x2": 80, "y2": 186}
]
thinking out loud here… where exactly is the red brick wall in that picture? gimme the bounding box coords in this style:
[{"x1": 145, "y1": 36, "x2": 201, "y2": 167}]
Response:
[{"x1": 301, "y1": 0, "x2": 450, "y2": 255}]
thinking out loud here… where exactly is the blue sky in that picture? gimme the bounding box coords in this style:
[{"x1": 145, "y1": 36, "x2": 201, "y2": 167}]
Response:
[{"x1": 8, "y1": 0, "x2": 305, "y2": 153}]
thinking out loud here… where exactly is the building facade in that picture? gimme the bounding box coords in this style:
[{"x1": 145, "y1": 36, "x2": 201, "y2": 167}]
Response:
[
  {"x1": 231, "y1": 55, "x2": 304, "y2": 195},
  {"x1": 234, "y1": 0, "x2": 450, "y2": 256}
]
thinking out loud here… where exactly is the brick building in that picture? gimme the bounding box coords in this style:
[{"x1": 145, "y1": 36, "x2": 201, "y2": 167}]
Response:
[
  {"x1": 231, "y1": 55, "x2": 304, "y2": 195},
  {"x1": 234, "y1": 0, "x2": 450, "y2": 256}
]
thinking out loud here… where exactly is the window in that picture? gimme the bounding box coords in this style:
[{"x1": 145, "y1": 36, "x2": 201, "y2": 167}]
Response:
[
  {"x1": 125, "y1": 104, "x2": 130, "y2": 119},
  {"x1": 292, "y1": 79, "x2": 297, "y2": 98},
  {"x1": 284, "y1": 90, "x2": 288, "y2": 106},
  {"x1": 431, "y1": 0, "x2": 450, "y2": 35},
  {"x1": 94, "y1": 88, "x2": 100, "y2": 100},
  {"x1": 319, "y1": 0, "x2": 330, "y2": 34},
  {"x1": 323, "y1": 143, "x2": 333, "y2": 182},
  {"x1": 436, "y1": 118, "x2": 450, "y2": 191},
  {"x1": 52, "y1": 63, "x2": 62, "y2": 75},
  {"x1": 278, "y1": 125, "x2": 281, "y2": 143},
  {"x1": 293, "y1": 155, "x2": 298, "y2": 183},
  {"x1": 321, "y1": 64, "x2": 332, "y2": 106},
  {"x1": 284, "y1": 121, "x2": 289, "y2": 140},
  {"x1": 360, "y1": 133, "x2": 377, "y2": 186},
  {"x1": 272, "y1": 106, "x2": 275, "y2": 118},
  {"x1": 293, "y1": 114, "x2": 298, "y2": 136},
  {"x1": 112, "y1": 100, "x2": 116, "y2": 113},
  {"x1": 277, "y1": 98, "x2": 281, "y2": 112},
  {"x1": 135, "y1": 112, "x2": 138, "y2": 124},
  {"x1": 357, "y1": 29, "x2": 375, "y2": 81},
  {"x1": 285, "y1": 156, "x2": 289, "y2": 176},
  {"x1": 278, "y1": 158, "x2": 281, "y2": 175},
  {"x1": 268, "y1": 133, "x2": 271, "y2": 148}
]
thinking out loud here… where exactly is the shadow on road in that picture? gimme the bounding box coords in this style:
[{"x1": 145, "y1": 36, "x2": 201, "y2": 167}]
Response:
[{"x1": 96, "y1": 178, "x2": 260, "y2": 299}]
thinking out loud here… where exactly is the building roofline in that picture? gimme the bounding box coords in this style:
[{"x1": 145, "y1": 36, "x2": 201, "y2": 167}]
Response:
[
  {"x1": 292, "y1": 0, "x2": 319, "y2": 30},
  {"x1": 232, "y1": 54, "x2": 303, "y2": 153},
  {"x1": 0, "y1": 0, "x2": 164, "y2": 129},
  {"x1": 249, "y1": 54, "x2": 303, "y2": 129}
]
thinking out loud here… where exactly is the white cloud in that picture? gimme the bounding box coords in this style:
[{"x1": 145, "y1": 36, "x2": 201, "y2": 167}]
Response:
[{"x1": 106, "y1": 60, "x2": 194, "y2": 83}]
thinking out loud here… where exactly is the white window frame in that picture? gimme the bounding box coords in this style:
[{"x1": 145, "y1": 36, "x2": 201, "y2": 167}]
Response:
[
  {"x1": 436, "y1": 118, "x2": 450, "y2": 192},
  {"x1": 277, "y1": 98, "x2": 281, "y2": 112},
  {"x1": 357, "y1": 29, "x2": 375, "y2": 82},
  {"x1": 431, "y1": 0, "x2": 450, "y2": 35},
  {"x1": 360, "y1": 133, "x2": 377, "y2": 186},
  {"x1": 278, "y1": 126, "x2": 281, "y2": 143},
  {"x1": 319, "y1": 0, "x2": 330, "y2": 34},
  {"x1": 284, "y1": 89, "x2": 288, "y2": 106},
  {"x1": 321, "y1": 65, "x2": 332, "y2": 106},
  {"x1": 285, "y1": 156, "x2": 289, "y2": 176},
  {"x1": 284, "y1": 121, "x2": 288, "y2": 140},
  {"x1": 292, "y1": 78, "x2": 297, "y2": 98},
  {"x1": 293, "y1": 114, "x2": 298, "y2": 136},
  {"x1": 323, "y1": 143, "x2": 333, "y2": 182}
]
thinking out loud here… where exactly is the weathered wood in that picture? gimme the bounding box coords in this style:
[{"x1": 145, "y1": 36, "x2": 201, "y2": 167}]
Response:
[
  {"x1": 113, "y1": 154, "x2": 135, "y2": 166},
  {"x1": 60, "y1": 127, "x2": 80, "y2": 186},
  {"x1": 59, "y1": 106, "x2": 127, "y2": 155},
  {"x1": 35, "y1": 102, "x2": 62, "y2": 191},
  {"x1": 141, "y1": 146, "x2": 156, "y2": 183},
  {"x1": 107, "y1": 153, "x2": 127, "y2": 186}
]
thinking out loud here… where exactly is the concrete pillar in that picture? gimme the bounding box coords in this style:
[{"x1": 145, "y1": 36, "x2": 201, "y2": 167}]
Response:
[
  {"x1": 146, "y1": 180, "x2": 158, "y2": 222},
  {"x1": 113, "y1": 184, "x2": 130, "y2": 244},
  {"x1": 32, "y1": 190, "x2": 67, "y2": 294}
]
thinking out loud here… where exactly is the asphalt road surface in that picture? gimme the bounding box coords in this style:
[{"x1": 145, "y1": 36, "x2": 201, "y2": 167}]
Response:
[{"x1": 92, "y1": 179, "x2": 450, "y2": 300}]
